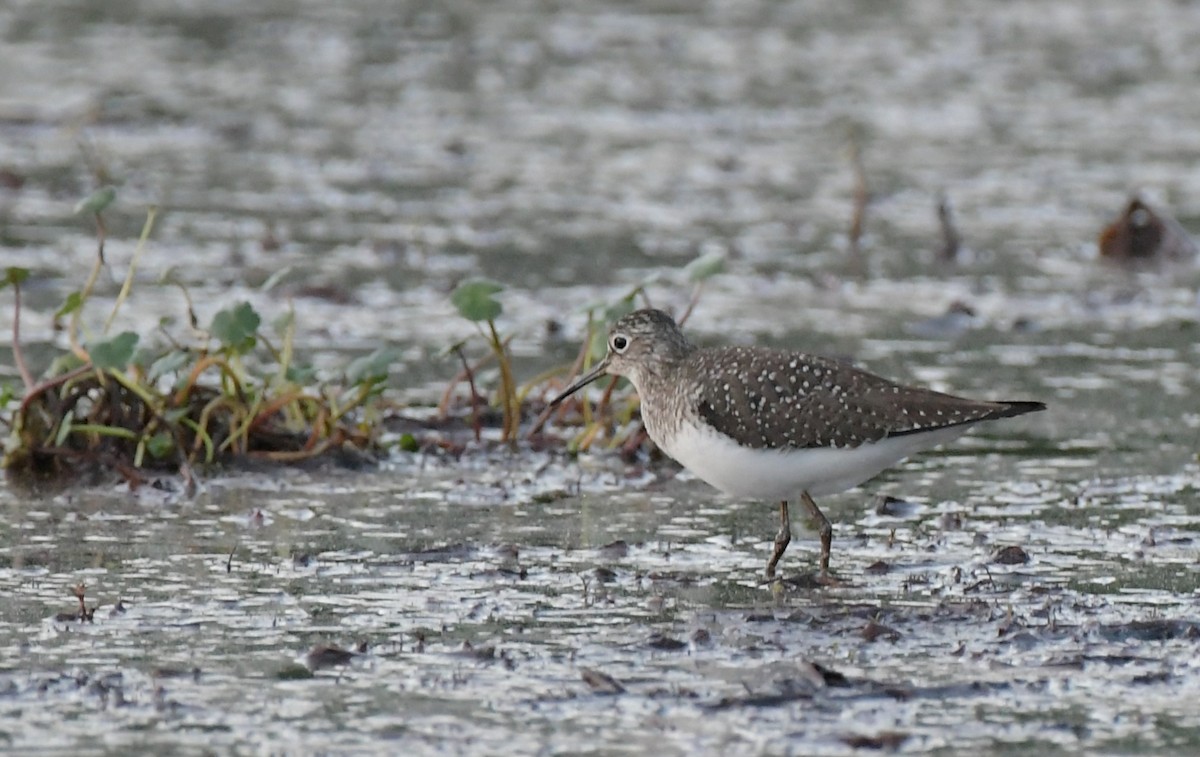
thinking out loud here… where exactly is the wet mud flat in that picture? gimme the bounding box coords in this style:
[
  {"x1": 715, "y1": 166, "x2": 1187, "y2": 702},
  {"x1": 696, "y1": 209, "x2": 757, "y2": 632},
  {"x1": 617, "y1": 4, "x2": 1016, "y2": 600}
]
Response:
[{"x1": 2, "y1": 449, "x2": 1199, "y2": 755}]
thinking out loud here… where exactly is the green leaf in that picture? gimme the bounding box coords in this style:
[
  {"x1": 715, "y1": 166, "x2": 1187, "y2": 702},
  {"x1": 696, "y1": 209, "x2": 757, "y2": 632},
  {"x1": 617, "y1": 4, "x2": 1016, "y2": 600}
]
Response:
[
  {"x1": 55, "y1": 291, "x2": 83, "y2": 318},
  {"x1": 604, "y1": 296, "x2": 637, "y2": 323},
  {"x1": 285, "y1": 364, "x2": 317, "y2": 385},
  {"x1": 346, "y1": 347, "x2": 401, "y2": 386},
  {"x1": 637, "y1": 271, "x2": 663, "y2": 289},
  {"x1": 164, "y1": 407, "x2": 192, "y2": 423},
  {"x1": 74, "y1": 185, "x2": 117, "y2": 215},
  {"x1": 0, "y1": 383, "x2": 14, "y2": 408},
  {"x1": 211, "y1": 301, "x2": 261, "y2": 354},
  {"x1": 55, "y1": 410, "x2": 75, "y2": 446},
  {"x1": 260, "y1": 265, "x2": 295, "y2": 293},
  {"x1": 47, "y1": 352, "x2": 86, "y2": 376},
  {"x1": 89, "y1": 332, "x2": 139, "y2": 370},
  {"x1": 451, "y1": 279, "x2": 503, "y2": 322},
  {"x1": 148, "y1": 350, "x2": 190, "y2": 381},
  {"x1": 157, "y1": 266, "x2": 181, "y2": 286},
  {"x1": 132, "y1": 347, "x2": 159, "y2": 370},
  {"x1": 439, "y1": 339, "x2": 469, "y2": 358},
  {"x1": 684, "y1": 251, "x2": 726, "y2": 282},
  {"x1": 145, "y1": 432, "x2": 174, "y2": 459},
  {"x1": 398, "y1": 433, "x2": 419, "y2": 453},
  {"x1": 588, "y1": 326, "x2": 608, "y2": 363},
  {"x1": 2, "y1": 267, "x2": 30, "y2": 289}
]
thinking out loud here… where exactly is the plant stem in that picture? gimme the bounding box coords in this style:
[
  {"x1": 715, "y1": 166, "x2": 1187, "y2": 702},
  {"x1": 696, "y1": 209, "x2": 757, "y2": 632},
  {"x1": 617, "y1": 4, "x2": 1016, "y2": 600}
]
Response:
[
  {"x1": 69, "y1": 211, "x2": 108, "y2": 361},
  {"x1": 454, "y1": 345, "x2": 482, "y2": 443},
  {"x1": 104, "y1": 206, "x2": 158, "y2": 334},
  {"x1": 488, "y1": 319, "x2": 519, "y2": 445},
  {"x1": 436, "y1": 336, "x2": 514, "y2": 421},
  {"x1": 848, "y1": 134, "x2": 869, "y2": 277},
  {"x1": 678, "y1": 282, "x2": 705, "y2": 327},
  {"x1": 11, "y1": 276, "x2": 33, "y2": 390}
]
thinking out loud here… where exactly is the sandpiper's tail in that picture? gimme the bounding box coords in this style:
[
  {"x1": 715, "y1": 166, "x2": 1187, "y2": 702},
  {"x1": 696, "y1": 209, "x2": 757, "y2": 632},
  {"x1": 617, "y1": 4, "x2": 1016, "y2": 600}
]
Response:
[{"x1": 990, "y1": 401, "x2": 1047, "y2": 419}]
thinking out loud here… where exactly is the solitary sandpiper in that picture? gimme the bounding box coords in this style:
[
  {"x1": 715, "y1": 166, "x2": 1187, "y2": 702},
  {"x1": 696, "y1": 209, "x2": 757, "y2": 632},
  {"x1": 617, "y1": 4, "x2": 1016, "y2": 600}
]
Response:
[{"x1": 550, "y1": 308, "x2": 1045, "y2": 582}]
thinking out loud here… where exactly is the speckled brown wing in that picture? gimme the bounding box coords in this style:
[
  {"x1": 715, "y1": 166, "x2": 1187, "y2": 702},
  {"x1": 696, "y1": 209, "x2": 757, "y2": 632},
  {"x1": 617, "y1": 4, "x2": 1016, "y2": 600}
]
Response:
[{"x1": 689, "y1": 346, "x2": 1043, "y2": 451}]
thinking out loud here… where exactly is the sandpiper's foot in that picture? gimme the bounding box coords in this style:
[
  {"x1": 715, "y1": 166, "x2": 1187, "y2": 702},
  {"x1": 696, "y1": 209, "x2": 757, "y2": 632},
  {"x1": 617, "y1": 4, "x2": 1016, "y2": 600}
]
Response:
[
  {"x1": 770, "y1": 570, "x2": 839, "y2": 589},
  {"x1": 764, "y1": 500, "x2": 791, "y2": 581}
]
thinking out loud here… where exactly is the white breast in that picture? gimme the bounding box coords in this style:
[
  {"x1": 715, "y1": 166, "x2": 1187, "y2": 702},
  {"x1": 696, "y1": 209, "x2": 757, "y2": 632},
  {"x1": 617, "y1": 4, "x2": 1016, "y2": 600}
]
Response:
[{"x1": 658, "y1": 420, "x2": 972, "y2": 500}]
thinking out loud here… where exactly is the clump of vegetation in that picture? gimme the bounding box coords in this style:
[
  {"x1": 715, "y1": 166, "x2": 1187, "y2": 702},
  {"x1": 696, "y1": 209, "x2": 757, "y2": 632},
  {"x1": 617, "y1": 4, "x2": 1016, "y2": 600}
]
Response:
[
  {"x1": 0, "y1": 184, "x2": 726, "y2": 486},
  {"x1": 2, "y1": 190, "x2": 398, "y2": 490}
]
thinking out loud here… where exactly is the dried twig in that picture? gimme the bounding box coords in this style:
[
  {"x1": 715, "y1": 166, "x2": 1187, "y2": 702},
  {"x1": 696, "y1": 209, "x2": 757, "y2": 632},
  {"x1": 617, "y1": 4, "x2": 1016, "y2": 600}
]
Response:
[
  {"x1": 938, "y1": 193, "x2": 961, "y2": 262},
  {"x1": 10, "y1": 275, "x2": 33, "y2": 390},
  {"x1": 848, "y1": 137, "x2": 869, "y2": 275}
]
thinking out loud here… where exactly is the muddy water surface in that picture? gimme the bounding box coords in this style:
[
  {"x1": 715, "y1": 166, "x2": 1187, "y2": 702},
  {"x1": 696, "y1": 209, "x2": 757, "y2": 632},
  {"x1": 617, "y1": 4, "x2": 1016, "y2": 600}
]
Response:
[{"x1": 2, "y1": 0, "x2": 1200, "y2": 754}]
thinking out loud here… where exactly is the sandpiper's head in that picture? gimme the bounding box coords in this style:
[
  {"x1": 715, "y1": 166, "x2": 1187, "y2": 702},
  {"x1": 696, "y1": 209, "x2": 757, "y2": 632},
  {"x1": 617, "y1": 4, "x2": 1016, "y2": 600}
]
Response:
[{"x1": 549, "y1": 308, "x2": 690, "y2": 407}]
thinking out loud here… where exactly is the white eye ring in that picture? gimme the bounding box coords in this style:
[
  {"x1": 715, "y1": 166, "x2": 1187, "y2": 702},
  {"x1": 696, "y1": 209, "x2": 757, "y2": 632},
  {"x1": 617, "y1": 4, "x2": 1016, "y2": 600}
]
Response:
[{"x1": 611, "y1": 333, "x2": 630, "y2": 353}]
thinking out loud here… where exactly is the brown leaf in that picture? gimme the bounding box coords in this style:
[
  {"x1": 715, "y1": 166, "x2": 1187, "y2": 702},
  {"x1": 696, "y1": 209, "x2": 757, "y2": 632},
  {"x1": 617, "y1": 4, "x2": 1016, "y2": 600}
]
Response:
[
  {"x1": 862, "y1": 620, "x2": 901, "y2": 643},
  {"x1": 1099, "y1": 197, "x2": 1198, "y2": 261},
  {"x1": 580, "y1": 667, "x2": 626, "y2": 695},
  {"x1": 864, "y1": 560, "x2": 890, "y2": 575},
  {"x1": 841, "y1": 731, "x2": 909, "y2": 750},
  {"x1": 305, "y1": 645, "x2": 357, "y2": 670},
  {"x1": 993, "y1": 545, "x2": 1029, "y2": 565},
  {"x1": 647, "y1": 634, "x2": 687, "y2": 651}
]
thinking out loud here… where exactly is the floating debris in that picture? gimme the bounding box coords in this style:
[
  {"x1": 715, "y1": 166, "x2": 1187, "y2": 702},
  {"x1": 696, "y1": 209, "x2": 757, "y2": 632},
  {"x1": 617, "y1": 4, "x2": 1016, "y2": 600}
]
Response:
[
  {"x1": 905, "y1": 300, "x2": 978, "y2": 339},
  {"x1": 864, "y1": 560, "x2": 891, "y2": 575},
  {"x1": 305, "y1": 644, "x2": 359, "y2": 671},
  {"x1": 1094, "y1": 620, "x2": 1200, "y2": 643},
  {"x1": 646, "y1": 634, "x2": 688, "y2": 651},
  {"x1": 873, "y1": 495, "x2": 921, "y2": 518},
  {"x1": 862, "y1": 619, "x2": 902, "y2": 643},
  {"x1": 404, "y1": 542, "x2": 476, "y2": 563},
  {"x1": 152, "y1": 667, "x2": 202, "y2": 682},
  {"x1": 840, "y1": 731, "x2": 909, "y2": 751},
  {"x1": 597, "y1": 540, "x2": 630, "y2": 558},
  {"x1": 993, "y1": 545, "x2": 1030, "y2": 565},
  {"x1": 580, "y1": 668, "x2": 626, "y2": 695},
  {"x1": 1098, "y1": 197, "x2": 1198, "y2": 262},
  {"x1": 53, "y1": 584, "x2": 96, "y2": 623}
]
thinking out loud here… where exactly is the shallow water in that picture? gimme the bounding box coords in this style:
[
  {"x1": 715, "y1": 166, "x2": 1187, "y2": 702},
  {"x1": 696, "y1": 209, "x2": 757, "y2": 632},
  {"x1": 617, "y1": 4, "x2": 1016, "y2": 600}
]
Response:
[{"x1": 2, "y1": 0, "x2": 1200, "y2": 754}]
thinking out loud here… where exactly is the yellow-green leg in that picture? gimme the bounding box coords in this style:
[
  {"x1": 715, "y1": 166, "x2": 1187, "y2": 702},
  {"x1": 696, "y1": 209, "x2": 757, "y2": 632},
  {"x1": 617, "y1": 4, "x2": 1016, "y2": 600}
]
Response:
[
  {"x1": 800, "y1": 491, "x2": 832, "y2": 578},
  {"x1": 764, "y1": 500, "x2": 791, "y2": 580}
]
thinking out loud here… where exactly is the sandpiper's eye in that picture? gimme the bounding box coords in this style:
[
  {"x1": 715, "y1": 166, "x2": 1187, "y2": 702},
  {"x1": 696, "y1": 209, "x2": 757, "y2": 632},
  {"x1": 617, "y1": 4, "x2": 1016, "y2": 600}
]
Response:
[{"x1": 611, "y1": 333, "x2": 629, "y2": 353}]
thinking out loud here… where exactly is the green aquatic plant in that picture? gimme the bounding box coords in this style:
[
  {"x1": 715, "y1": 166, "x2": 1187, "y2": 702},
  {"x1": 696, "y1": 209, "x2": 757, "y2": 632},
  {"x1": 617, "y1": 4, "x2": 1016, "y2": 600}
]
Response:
[
  {"x1": 2, "y1": 190, "x2": 399, "y2": 487},
  {"x1": 450, "y1": 278, "x2": 520, "y2": 445}
]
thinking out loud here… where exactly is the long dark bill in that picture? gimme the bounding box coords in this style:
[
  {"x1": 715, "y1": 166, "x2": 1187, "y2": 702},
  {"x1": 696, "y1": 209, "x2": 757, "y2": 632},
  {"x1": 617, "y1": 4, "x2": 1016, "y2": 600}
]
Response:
[{"x1": 548, "y1": 358, "x2": 610, "y2": 408}]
